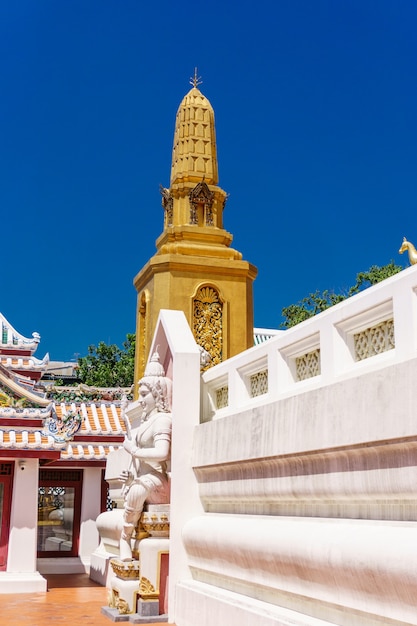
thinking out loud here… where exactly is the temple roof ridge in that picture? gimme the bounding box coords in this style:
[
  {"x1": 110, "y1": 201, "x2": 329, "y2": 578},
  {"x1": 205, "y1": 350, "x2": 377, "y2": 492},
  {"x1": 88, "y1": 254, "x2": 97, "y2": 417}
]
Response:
[
  {"x1": 0, "y1": 362, "x2": 50, "y2": 407},
  {"x1": 0, "y1": 311, "x2": 41, "y2": 353}
]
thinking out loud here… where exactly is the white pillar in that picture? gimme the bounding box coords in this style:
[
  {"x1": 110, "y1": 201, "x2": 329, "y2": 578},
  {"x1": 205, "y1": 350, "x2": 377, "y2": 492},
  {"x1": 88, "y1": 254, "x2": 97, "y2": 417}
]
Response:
[
  {"x1": 8, "y1": 458, "x2": 39, "y2": 572},
  {"x1": 79, "y1": 467, "x2": 102, "y2": 568},
  {"x1": 1, "y1": 457, "x2": 47, "y2": 592}
]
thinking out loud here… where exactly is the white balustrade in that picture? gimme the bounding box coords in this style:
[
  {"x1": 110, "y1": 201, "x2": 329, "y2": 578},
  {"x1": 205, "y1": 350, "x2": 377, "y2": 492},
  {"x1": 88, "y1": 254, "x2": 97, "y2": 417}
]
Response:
[{"x1": 202, "y1": 265, "x2": 417, "y2": 421}]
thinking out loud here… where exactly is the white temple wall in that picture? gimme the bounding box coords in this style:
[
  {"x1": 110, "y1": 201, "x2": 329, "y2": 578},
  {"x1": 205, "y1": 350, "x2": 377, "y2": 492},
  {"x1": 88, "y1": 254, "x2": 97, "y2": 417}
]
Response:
[
  {"x1": 176, "y1": 361, "x2": 417, "y2": 625},
  {"x1": 165, "y1": 266, "x2": 417, "y2": 626}
]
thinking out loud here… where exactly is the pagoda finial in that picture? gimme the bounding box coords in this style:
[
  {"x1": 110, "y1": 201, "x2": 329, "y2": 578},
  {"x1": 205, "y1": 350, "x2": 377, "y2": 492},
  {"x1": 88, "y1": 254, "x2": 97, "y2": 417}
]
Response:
[{"x1": 190, "y1": 67, "x2": 202, "y2": 88}]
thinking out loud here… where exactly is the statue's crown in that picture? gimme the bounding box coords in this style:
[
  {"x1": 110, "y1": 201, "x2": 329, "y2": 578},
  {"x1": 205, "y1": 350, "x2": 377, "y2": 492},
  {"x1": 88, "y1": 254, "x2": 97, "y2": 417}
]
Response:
[{"x1": 144, "y1": 348, "x2": 165, "y2": 378}]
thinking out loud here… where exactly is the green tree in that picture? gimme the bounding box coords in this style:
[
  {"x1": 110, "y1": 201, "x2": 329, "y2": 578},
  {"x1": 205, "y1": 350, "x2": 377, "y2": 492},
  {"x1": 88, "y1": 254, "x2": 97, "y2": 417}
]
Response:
[
  {"x1": 281, "y1": 262, "x2": 402, "y2": 329},
  {"x1": 348, "y1": 262, "x2": 402, "y2": 294},
  {"x1": 77, "y1": 333, "x2": 135, "y2": 387}
]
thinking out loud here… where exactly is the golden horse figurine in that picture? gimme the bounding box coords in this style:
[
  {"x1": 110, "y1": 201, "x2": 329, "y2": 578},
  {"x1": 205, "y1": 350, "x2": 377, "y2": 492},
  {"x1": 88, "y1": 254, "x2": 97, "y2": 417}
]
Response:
[{"x1": 399, "y1": 237, "x2": 417, "y2": 265}]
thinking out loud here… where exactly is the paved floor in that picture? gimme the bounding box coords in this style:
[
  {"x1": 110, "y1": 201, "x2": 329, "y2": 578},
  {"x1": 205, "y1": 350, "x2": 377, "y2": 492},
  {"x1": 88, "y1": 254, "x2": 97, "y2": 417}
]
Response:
[{"x1": 0, "y1": 574, "x2": 174, "y2": 626}]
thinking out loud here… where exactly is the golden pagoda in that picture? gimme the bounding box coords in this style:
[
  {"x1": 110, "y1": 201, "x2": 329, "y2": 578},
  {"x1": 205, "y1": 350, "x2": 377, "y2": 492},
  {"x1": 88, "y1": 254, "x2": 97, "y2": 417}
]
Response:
[{"x1": 133, "y1": 72, "x2": 257, "y2": 382}]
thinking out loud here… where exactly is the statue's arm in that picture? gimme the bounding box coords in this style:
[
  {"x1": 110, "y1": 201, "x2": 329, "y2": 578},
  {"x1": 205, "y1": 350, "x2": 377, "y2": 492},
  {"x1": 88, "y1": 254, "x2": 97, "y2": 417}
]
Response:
[{"x1": 131, "y1": 436, "x2": 170, "y2": 462}]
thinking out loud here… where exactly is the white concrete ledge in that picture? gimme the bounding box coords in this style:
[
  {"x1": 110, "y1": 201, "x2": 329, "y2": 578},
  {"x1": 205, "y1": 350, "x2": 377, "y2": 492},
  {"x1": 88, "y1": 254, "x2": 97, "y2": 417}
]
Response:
[
  {"x1": 175, "y1": 579, "x2": 337, "y2": 626},
  {"x1": 194, "y1": 442, "x2": 417, "y2": 519},
  {"x1": 182, "y1": 514, "x2": 417, "y2": 625}
]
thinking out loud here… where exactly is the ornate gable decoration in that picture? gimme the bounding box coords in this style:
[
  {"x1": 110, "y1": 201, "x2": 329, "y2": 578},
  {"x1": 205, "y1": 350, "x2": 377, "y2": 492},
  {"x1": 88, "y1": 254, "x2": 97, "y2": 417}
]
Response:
[
  {"x1": 0, "y1": 313, "x2": 41, "y2": 352},
  {"x1": 160, "y1": 185, "x2": 174, "y2": 228},
  {"x1": 42, "y1": 407, "x2": 83, "y2": 442},
  {"x1": 189, "y1": 181, "x2": 215, "y2": 226},
  {"x1": 0, "y1": 363, "x2": 50, "y2": 408}
]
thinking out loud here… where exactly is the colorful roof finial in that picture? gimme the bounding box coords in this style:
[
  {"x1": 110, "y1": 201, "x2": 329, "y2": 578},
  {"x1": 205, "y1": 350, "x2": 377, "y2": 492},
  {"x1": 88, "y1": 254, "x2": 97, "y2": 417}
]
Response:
[{"x1": 190, "y1": 67, "x2": 202, "y2": 88}]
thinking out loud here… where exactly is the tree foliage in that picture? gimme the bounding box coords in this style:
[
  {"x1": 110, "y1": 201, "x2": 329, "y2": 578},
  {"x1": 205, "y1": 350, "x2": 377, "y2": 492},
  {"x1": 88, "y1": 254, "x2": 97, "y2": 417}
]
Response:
[
  {"x1": 281, "y1": 262, "x2": 402, "y2": 329},
  {"x1": 77, "y1": 333, "x2": 135, "y2": 387}
]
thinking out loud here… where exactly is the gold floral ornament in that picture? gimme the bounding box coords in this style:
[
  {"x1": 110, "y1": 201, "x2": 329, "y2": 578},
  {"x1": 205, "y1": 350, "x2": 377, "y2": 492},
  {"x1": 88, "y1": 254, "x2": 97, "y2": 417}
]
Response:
[
  {"x1": 116, "y1": 598, "x2": 130, "y2": 615},
  {"x1": 193, "y1": 285, "x2": 223, "y2": 369},
  {"x1": 139, "y1": 576, "x2": 157, "y2": 598}
]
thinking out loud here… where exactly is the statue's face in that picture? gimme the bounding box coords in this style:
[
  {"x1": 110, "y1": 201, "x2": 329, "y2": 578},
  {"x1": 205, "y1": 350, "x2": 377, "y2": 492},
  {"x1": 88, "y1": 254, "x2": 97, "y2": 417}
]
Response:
[{"x1": 138, "y1": 383, "x2": 156, "y2": 416}]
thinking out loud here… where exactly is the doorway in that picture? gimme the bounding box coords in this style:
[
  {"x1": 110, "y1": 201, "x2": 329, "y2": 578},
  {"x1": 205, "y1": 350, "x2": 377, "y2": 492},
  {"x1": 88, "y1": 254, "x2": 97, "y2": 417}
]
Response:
[
  {"x1": 0, "y1": 463, "x2": 13, "y2": 571},
  {"x1": 37, "y1": 469, "x2": 82, "y2": 558}
]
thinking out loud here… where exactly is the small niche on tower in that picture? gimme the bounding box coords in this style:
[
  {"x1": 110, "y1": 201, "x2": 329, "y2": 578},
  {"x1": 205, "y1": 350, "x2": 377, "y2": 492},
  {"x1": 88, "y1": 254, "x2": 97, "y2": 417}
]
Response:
[{"x1": 189, "y1": 180, "x2": 214, "y2": 227}]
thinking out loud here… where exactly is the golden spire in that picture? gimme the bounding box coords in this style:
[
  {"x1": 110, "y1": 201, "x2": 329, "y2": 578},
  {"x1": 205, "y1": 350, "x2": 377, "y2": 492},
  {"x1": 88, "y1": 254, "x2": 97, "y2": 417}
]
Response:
[{"x1": 170, "y1": 73, "x2": 218, "y2": 185}]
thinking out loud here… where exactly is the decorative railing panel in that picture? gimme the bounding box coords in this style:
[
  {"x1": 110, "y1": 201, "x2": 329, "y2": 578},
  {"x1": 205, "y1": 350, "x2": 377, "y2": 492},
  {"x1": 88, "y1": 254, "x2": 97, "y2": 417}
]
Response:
[
  {"x1": 250, "y1": 370, "x2": 268, "y2": 397},
  {"x1": 354, "y1": 319, "x2": 394, "y2": 361},
  {"x1": 295, "y1": 349, "x2": 321, "y2": 381},
  {"x1": 215, "y1": 386, "x2": 229, "y2": 409}
]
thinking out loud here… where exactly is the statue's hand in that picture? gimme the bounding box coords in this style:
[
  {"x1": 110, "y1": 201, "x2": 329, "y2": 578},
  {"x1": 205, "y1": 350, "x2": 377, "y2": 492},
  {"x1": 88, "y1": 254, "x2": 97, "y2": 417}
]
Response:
[
  {"x1": 123, "y1": 438, "x2": 136, "y2": 454},
  {"x1": 119, "y1": 469, "x2": 133, "y2": 485}
]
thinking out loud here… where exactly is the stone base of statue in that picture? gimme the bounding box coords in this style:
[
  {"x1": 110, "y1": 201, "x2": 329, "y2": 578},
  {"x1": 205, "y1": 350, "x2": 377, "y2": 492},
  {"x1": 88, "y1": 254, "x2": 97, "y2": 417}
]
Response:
[
  {"x1": 108, "y1": 559, "x2": 141, "y2": 615},
  {"x1": 101, "y1": 607, "x2": 168, "y2": 624},
  {"x1": 137, "y1": 535, "x2": 170, "y2": 615},
  {"x1": 90, "y1": 507, "x2": 147, "y2": 587},
  {"x1": 101, "y1": 505, "x2": 170, "y2": 622}
]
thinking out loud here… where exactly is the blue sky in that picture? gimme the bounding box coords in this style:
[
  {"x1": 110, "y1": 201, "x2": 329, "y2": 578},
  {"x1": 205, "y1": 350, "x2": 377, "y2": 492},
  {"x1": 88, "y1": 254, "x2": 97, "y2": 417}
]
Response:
[{"x1": 1, "y1": 1, "x2": 416, "y2": 362}]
